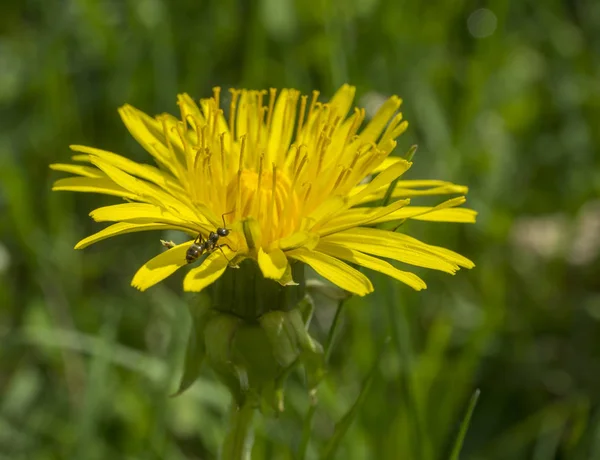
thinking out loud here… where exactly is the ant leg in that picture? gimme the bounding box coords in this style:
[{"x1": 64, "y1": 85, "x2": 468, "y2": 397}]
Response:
[
  {"x1": 216, "y1": 243, "x2": 234, "y2": 263},
  {"x1": 193, "y1": 232, "x2": 205, "y2": 244}
]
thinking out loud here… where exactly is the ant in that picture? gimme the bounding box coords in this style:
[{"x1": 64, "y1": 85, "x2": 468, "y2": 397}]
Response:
[{"x1": 186, "y1": 210, "x2": 234, "y2": 264}]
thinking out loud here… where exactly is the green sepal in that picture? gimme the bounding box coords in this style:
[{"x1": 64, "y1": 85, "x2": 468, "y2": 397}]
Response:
[
  {"x1": 198, "y1": 259, "x2": 325, "y2": 410},
  {"x1": 212, "y1": 258, "x2": 305, "y2": 319},
  {"x1": 171, "y1": 293, "x2": 211, "y2": 397},
  {"x1": 203, "y1": 311, "x2": 248, "y2": 403},
  {"x1": 298, "y1": 294, "x2": 315, "y2": 327},
  {"x1": 258, "y1": 299, "x2": 324, "y2": 389},
  {"x1": 260, "y1": 310, "x2": 301, "y2": 368},
  {"x1": 272, "y1": 358, "x2": 299, "y2": 413},
  {"x1": 233, "y1": 322, "x2": 280, "y2": 386},
  {"x1": 286, "y1": 308, "x2": 325, "y2": 391}
]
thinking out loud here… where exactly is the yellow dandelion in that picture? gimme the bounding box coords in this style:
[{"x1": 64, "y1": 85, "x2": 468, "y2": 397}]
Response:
[{"x1": 51, "y1": 85, "x2": 476, "y2": 296}]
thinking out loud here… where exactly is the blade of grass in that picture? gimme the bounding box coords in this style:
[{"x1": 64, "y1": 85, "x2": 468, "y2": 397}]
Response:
[
  {"x1": 298, "y1": 299, "x2": 346, "y2": 460},
  {"x1": 325, "y1": 299, "x2": 346, "y2": 363},
  {"x1": 449, "y1": 388, "x2": 481, "y2": 460},
  {"x1": 298, "y1": 404, "x2": 318, "y2": 460},
  {"x1": 532, "y1": 412, "x2": 565, "y2": 460},
  {"x1": 385, "y1": 280, "x2": 424, "y2": 459},
  {"x1": 321, "y1": 339, "x2": 389, "y2": 460}
]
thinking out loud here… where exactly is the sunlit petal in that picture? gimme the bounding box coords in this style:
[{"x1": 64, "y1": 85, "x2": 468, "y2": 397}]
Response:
[
  {"x1": 131, "y1": 242, "x2": 192, "y2": 291},
  {"x1": 183, "y1": 251, "x2": 230, "y2": 292},
  {"x1": 287, "y1": 247, "x2": 373, "y2": 296},
  {"x1": 75, "y1": 222, "x2": 178, "y2": 249},
  {"x1": 317, "y1": 242, "x2": 427, "y2": 291},
  {"x1": 258, "y1": 247, "x2": 288, "y2": 280}
]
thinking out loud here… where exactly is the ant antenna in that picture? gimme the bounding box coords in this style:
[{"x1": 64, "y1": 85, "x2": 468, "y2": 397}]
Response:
[{"x1": 220, "y1": 209, "x2": 236, "y2": 229}]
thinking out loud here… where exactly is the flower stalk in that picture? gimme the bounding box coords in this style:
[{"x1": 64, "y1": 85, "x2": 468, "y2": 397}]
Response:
[{"x1": 222, "y1": 399, "x2": 256, "y2": 460}]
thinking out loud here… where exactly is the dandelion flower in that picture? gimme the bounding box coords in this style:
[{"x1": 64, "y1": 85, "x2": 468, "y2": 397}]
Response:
[{"x1": 51, "y1": 85, "x2": 476, "y2": 296}]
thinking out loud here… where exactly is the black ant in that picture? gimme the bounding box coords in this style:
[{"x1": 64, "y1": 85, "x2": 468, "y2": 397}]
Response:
[{"x1": 186, "y1": 211, "x2": 234, "y2": 264}]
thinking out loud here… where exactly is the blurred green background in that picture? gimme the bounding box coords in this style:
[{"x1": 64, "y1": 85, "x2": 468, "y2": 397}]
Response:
[{"x1": 2, "y1": 0, "x2": 600, "y2": 458}]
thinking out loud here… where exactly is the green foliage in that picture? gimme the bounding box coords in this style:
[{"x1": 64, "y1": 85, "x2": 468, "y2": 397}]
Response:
[
  {"x1": 2, "y1": 0, "x2": 600, "y2": 458},
  {"x1": 450, "y1": 389, "x2": 481, "y2": 460}
]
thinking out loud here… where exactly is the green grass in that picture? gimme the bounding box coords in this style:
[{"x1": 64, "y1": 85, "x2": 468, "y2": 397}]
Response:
[{"x1": 2, "y1": 0, "x2": 600, "y2": 458}]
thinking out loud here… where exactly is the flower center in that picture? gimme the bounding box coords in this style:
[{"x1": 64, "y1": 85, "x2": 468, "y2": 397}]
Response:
[{"x1": 227, "y1": 168, "x2": 299, "y2": 245}]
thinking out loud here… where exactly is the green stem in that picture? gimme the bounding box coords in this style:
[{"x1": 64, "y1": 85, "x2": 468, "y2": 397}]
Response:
[
  {"x1": 222, "y1": 400, "x2": 255, "y2": 460},
  {"x1": 385, "y1": 282, "x2": 423, "y2": 460},
  {"x1": 298, "y1": 403, "x2": 318, "y2": 460},
  {"x1": 449, "y1": 389, "x2": 481, "y2": 460},
  {"x1": 325, "y1": 299, "x2": 346, "y2": 362},
  {"x1": 298, "y1": 299, "x2": 346, "y2": 459}
]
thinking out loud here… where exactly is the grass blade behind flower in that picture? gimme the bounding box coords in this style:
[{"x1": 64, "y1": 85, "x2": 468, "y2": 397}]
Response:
[
  {"x1": 321, "y1": 339, "x2": 389, "y2": 460},
  {"x1": 449, "y1": 388, "x2": 481, "y2": 460}
]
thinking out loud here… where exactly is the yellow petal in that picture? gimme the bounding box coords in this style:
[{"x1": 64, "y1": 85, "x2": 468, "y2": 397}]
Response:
[
  {"x1": 234, "y1": 90, "x2": 250, "y2": 141},
  {"x1": 267, "y1": 89, "x2": 299, "y2": 164},
  {"x1": 348, "y1": 159, "x2": 412, "y2": 206},
  {"x1": 377, "y1": 230, "x2": 475, "y2": 268},
  {"x1": 317, "y1": 198, "x2": 411, "y2": 236},
  {"x1": 367, "y1": 197, "x2": 476, "y2": 224},
  {"x1": 317, "y1": 242, "x2": 427, "y2": 291},
  {"x1": 276, "y1": 231, "x2": 319, "y2": 251},
  {"x1": 355, "y1": 95, "x2": 402, "y2": 145},
  {"x1": 304, "y1": 196, "x2": 348, "y2": 229},
  {"x1": 88, "y1": 157, "x2": 198, "y2": 219},
  {"x1": 426, "y1": 245, "x2": 474, "y2": 268},
  {"x1": 388, "y1": 207, "x2": 478, "y2": 223},
  {"x1": 377, "y1": 116, "x2": 408, "y2": 150},
  {"x1": 153, "y1": 114, "x2": 189, "y2": 168},
  {"x1": 257, "y1": 247, "x2": 288, "y2": 280},
  {"x1": 392, "y1": 184, "x2": 468, "y2": 197},
  {"x1": 87, "y1": 156, "x2": 160, "y2": 198},
  {"x1": 70, "y1": 145, "x2": 183, "y2": 193},
  {"x1": 370, "y1": 156, "x2": 405, "y2": 174},
  {"x1": 286, "y1": 247, "x2": 373, "y2": 296},
  {"x1": 75, "y1": 222, "x2": 176, "y2": 249},
  {"x1": 327, "y1": 227, "x2": 474, "y2": 269},
  {"x1": 325, "y1": 110, "x2": 361, "y2": 163},
  {"x1": 322, "y1": 197, "x2": 474, "y2": 234},
  {"x1": 49, "y1": 163, "x2": 104, "y2": 178},
  {"x1": 131, "y1": 242, "x2": 192, "y2": 291},
  {"x1": 397, "y1": 179, "x2": 468, "y2": 188},
  {"x1": 177, "y1": 93, "x2": 205, "y2": 125},
  {"x1": 183, "y1": 251, "x2": 229, "y2": 292},
  {"x1": 89, "y1": 203, "x2": 204, "y2": 232},
  {"x1": 52, "y1": 177, "x2": 137, "y2": 199},
  {"x1": 350, "y1": 180, "x2": 469, "y2": 205},
  {"x1": 118, "y1": 105, "x2": 182, "y2": 178},
  {"x1": 328, "y1": 84, "x2": 356, "y2": 122},
  {"x1": 321, "y1": 229, "x2": 460, "y2": 273},
  {"x1": 199, "y1": 98, "x2": 229, "y2": 138}
]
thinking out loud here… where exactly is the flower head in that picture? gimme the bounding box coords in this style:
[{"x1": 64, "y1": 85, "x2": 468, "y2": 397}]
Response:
[{"x1": 51, "y1": 85, "x2": 475, "y2": 295}]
